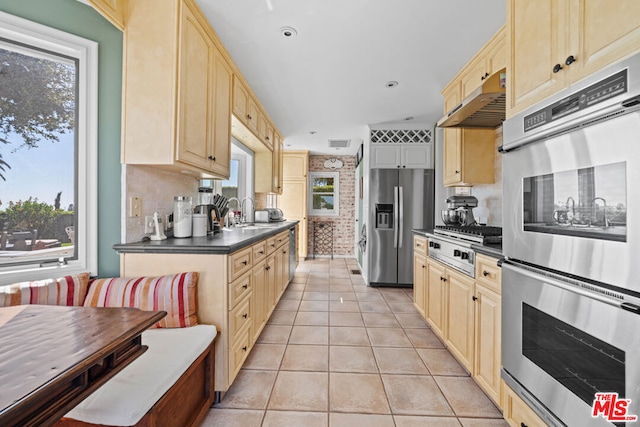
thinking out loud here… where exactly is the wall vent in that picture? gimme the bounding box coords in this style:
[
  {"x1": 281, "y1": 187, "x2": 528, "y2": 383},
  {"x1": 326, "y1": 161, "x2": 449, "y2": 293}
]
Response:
[
  {"x1": 328, "y1": 139, "x2": 351, "y2": 148},
  {"x1": 370, "y1": 129, "x2": 433, "y2": 144}
]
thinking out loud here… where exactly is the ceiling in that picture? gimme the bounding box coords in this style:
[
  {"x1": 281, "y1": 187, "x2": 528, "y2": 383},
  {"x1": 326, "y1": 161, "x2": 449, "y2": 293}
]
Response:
[{"x1": 197, "y1": 0, "x2": 506, "y2": 155}]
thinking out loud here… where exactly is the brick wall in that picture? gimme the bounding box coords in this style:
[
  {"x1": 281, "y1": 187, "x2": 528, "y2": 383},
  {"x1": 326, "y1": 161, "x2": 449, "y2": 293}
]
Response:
[{"x1": 307, "y1": 155, "x2": 356, "y2": 256}]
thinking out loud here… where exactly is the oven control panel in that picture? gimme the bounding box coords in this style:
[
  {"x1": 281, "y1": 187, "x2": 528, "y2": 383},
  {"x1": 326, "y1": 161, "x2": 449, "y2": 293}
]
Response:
[
  {"x1": 524, "y1": 69, "x2": 628, "y2": 132},
  {"x1": 428, "y1": 237, "x2": 475, "y2": 278}
]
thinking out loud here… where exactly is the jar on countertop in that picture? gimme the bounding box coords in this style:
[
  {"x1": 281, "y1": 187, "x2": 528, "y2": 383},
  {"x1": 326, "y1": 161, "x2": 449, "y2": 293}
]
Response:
[{"x1": 173, "y1": 196, "x2": 192, "y2": 238}]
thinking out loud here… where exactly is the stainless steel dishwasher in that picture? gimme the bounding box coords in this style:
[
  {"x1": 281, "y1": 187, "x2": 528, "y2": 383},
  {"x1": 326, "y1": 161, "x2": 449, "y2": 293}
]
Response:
[{"x1": 289, "y1": 226, "x2": 296, "y2": 281}]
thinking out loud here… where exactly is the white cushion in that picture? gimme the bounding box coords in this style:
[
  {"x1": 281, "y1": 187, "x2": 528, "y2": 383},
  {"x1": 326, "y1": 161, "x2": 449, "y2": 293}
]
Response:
[{"x1": 65, "y1": 324, "x2": 217, "y2": 426}]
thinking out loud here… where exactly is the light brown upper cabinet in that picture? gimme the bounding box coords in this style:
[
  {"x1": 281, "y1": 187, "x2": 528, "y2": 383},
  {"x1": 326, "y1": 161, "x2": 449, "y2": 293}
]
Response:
[
  {"x1": 122, "y1": 0, "x2": 231, "y2": 179},
  {"x1": 88, "y1": 0, "x2": 125, "y2": 30},
  {"x1": 459, "y1": 26, "x2": 506, "y2": 98},
  {"x1": 507, "y1": 0, "x2": 640, "y2": 117},
  {"x1": 233, "y1": 78, "x2": 260, "y2": 136}
]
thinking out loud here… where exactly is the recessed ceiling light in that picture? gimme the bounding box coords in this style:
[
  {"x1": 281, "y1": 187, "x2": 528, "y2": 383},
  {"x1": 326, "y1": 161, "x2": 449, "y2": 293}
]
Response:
[
  {"x1": 404, "y1": 116, "x2": 414, "y2": 121},
  {"x1": 385, "y1": 81, "x2": 399, "y2": 88},
  {"x1": 280, "y1": 26, "x2": 297, "y2": 38},
  {"x1": 309, "y1": 131, "x2": 317, "y2": 135},
  {"x1": 286, "y1": 144, "x2": 292, "y2": 147}
]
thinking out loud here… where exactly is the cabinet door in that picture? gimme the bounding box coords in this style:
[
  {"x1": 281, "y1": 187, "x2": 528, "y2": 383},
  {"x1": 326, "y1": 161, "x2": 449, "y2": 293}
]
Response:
[
  {"x1": 283, "y1": 152, "x2": 308, "y2": 179},
  {"x1": 502, "y1": 381, "x2": 548, "y2": 427},
  {"x1": 281, "y1": 244, "x2": 290, "y2": 293},
  {"x1": 445, "y1": 270, "x2": 475, "y2": 372},
  {"x1": 486, "y1": 28, "x2": 507, "y2": 76},
  {"x1": 247, "y1": 97, "x2": 260, "y2": 134},
  {"x1": 176, "y1": 3, "x2": 213, "y2": 171},
  {"x1": 460, "y1": 57, "x2": 487, "y2": 98},
  {"x1": 401, "y1": 145, "x2": 433, "y2": 169},
  {"x1": 266, "y1": 253, "x2": 277, "y2": 312},
  {"x1": 443, "y1": 130, "x2": 462, "y2": 185},
  {"x1": 232, "y1": 77, "x2": 249, "y2": 123},
  {"x1": 426, "y1": 258, "x2": 447, "y2": 339},
  {"x1": 507, "y1": 0, "x2": 569, "y2": 116},
  {"x1": 209, "y1": 48, "x2": 232, "y2": 178},
  {"x1": 570, "y1": 0, "x2": 640, "y2": 83},
  {"x1": 474, "y1": 283, "x2": 501, "y2": 404},
  {"x1": 272, "y1": 135, "x2": 283, "y2": 194},
  {"x1": 413, "y1": 252, "x2": 427, "y2": 317},
  {"x1": 370, "y1": 145, "x2": 401, "y2": 168}
]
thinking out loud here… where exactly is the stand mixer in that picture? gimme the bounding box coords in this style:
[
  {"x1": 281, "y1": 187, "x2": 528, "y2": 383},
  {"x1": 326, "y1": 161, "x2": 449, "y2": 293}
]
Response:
[{"x1": 441, "y1": 195, "x2": 478, "y2": 227}]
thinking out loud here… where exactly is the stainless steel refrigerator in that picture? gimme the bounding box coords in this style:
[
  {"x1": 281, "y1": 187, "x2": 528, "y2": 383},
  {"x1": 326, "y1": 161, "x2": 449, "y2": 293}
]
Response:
[{"x1": 368, "y1": 169, "x2": 435, "y2": 287}]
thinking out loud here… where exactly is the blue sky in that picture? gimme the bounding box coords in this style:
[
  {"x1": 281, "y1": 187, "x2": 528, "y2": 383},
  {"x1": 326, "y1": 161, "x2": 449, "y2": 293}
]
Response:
[{"x1": 0, "y1": 131, "x2": 74, "y2": 210}]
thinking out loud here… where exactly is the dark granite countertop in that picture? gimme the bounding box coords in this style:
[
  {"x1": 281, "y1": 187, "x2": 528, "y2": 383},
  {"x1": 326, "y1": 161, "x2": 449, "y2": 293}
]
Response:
[
  {"x1": 114, "y1": 221, "x2": 298, "y2": 255},
  {"x1": 411, "y1": 228, "x2": 503, "y2": 259}
]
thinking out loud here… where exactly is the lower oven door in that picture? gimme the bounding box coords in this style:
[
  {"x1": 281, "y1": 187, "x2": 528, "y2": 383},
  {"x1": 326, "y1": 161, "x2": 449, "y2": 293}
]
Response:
[{"x1": 502, "y1": 261, "x2": 640, "y2": 427}]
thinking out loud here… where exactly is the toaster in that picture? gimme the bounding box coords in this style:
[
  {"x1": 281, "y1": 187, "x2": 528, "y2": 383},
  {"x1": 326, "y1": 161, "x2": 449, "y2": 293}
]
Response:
[{"x1": 255, "y1": 208, "x2": 285, "y2": 223}]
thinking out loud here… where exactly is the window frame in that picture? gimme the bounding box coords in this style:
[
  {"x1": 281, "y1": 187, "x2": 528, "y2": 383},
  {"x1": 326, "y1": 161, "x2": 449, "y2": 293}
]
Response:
[
  {"x1": 308, "y1": 171, "x2": 340, "y2": 216},
  {"x1": 0, "y1": 11, "x2": 98, "y2": 285}
]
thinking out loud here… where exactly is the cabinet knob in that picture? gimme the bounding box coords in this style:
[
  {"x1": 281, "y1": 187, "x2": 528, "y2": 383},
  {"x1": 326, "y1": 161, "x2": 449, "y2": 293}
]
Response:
[
  {"x1": 520, "y1": 423, "x2": 528, "y2": 427},
  {"x1": 247, "y1": 114, "x2": 252, "y2": 120},
  {"x1": 480, "y1": 72, "x2": 489, "y2": 81},
  {"x1": 242, "y1": 260, "x2": 248, "y2": 265},
  {"x1": 553, "y1": 63, "x2": 563, "y2": 73},
  {"x1": 565, "y1": 55, "x2": 576, "y2": 66},
  {"x1": 483, "y1": 270, "x2": 490, "y2": 277},
  {"x1": 243, "y1": 284, "x2": 248, "y2": 289},
  {"x1": 397, "y1": 165, "x2": 401, "y2": 168},
  {"x1": 259, "y1": 250, "x2": 264, "y2": 254},
  {"x1": 402, "y1": 165, "x2": 406, "y2": 168},
  {"x1": 472, "y1": 296, "x2": 478, "y2": 301},
  {"x1": 208, "y1": 155, "x2": 216, "y2": 161},
  {"x1": 266, "y1": 136, "x2": 270, "y2": 140},
  {"x1": 455, "y1": 170, "x2": 460, "y2": 174},
  {"x1": 242, "y1": 346, "x2": 248, "y2": 351},
  {"x1": 243, "y1": 313, "x2": 248, "y2": 319},
  {"x1": 422, "y1": 265, "x2": 425, "y2": 269}
]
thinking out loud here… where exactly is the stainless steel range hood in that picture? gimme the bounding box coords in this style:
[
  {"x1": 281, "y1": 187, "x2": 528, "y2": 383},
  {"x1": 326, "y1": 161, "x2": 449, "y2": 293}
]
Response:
[{"x1": 437, "y1": 69, "x2": 506, "y2": 129}]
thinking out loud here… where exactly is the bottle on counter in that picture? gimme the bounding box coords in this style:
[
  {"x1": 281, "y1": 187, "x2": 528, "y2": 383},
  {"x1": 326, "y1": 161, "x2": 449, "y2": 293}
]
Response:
[{"x1": 173, "y1": 196, "x2": 192, "y2": 238}]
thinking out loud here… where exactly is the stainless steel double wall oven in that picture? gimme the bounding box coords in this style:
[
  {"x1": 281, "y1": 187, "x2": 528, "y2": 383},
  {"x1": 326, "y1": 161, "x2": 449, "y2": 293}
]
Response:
[{"x1": 501, "y1": 52, "x2": 640, "y2": 427}]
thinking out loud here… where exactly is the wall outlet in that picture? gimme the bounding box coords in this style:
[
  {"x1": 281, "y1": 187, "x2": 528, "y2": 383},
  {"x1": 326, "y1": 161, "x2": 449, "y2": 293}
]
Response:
[
  {"x1": 130, "y1": 197, "x2": 142, "y2": 217},
  {"x1": 144, "y1": 216, "x2": 154, "y2": 234}
]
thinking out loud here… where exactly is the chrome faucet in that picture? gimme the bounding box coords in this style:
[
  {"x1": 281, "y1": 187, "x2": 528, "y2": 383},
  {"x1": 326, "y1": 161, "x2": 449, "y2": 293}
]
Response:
[
  {"x1": 591, "y1": 197, "x2": 610, "y2": 227},
  {"x1": 241, "y1": 196, "x2": 255, "y2": 224}
]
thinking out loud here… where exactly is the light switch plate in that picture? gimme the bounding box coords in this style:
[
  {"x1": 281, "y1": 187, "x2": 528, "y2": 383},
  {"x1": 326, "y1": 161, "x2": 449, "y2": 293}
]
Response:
[{"x1": 130, "y1": 197, "x2": 142, "y2": 217}]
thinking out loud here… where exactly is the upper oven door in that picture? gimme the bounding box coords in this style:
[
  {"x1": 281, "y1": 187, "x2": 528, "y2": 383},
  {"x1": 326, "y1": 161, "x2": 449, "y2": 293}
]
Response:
[{"x1": 503, "y1": 109, "x2": 640, "y2": 292}]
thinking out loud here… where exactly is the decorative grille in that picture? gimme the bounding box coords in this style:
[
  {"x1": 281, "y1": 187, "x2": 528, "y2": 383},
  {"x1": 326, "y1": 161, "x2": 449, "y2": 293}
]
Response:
[{"x1": 370, "y1": 129, "x2": 433, "y2": 144}]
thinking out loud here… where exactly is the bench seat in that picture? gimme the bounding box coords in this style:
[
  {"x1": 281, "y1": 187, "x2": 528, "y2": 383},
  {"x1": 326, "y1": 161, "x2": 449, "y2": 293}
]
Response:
[{"x1": 58, "y1": 324, "x2": 217, "y2": 427}]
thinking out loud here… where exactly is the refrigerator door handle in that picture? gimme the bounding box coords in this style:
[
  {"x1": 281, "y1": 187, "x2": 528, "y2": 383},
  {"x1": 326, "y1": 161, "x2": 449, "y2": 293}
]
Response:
[
  {"x1": 393, "y1": 186, "x2": 399, "y2": 248},
  {"x1": 398, "y1": 186, "x2": 404, "y2": 248}
]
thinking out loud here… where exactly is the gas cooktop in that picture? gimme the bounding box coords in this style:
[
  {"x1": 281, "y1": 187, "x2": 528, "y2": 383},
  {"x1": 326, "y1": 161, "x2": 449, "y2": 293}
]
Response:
[{"x1": 434, "y1": 225, "x2": 502, "y2": 244}]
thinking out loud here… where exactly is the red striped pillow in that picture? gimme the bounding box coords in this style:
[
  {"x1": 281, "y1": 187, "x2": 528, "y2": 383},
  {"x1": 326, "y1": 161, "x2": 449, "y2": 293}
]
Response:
[
  {"x1": 0, "y1": 273, "x2": 90, "y2": 307},
  {"x1": 83, "y1": 272, "x2": 198, "y2": 328}
]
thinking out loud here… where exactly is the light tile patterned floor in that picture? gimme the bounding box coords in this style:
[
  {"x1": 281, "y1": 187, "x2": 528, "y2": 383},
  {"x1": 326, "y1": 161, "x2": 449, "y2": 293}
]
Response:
[{"x1": 202, "y1": 258, "x2": 507, "y2": 427}]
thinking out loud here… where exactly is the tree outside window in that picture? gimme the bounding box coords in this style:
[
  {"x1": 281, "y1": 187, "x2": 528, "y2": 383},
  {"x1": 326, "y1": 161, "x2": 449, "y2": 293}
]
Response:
[{"x1": 309, "y1": 172, "x2": 339, "y2": 216}]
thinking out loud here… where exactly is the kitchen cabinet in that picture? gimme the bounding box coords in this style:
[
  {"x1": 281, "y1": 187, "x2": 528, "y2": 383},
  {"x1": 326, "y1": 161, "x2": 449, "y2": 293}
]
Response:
[
  {"x1": 272, "y1": 133, "x2": 283, "y2": 194},
  {"x1": 119, "y1": 230, "x2": 291, "y2": 394},
  {"x1": 122, "y1": 0, "x2": 231, "y2": 178},
  {"x1": 459, "y1": 26, "x2": 506, "y2": 98},
  {"x1": 370, "y1": 143, "x2": 433, "y2": 169},
  {"x1": 88, "y1": 0, "x2": 125, "y2": 30},
  {"x1": 502, "y1": 381, "x2": 547, "y2": 427},
  {"x1": 412, "y1": 235, "x2": 428, "y2": 317},
  {"x1": 232, "y1": 78, "x2": 260, "y2": 135},
  {"x1": 416, "y1": 251, "x2": 503, "y2": 405},
  {"x1": 507, "y1": 0, "x2": 640, "y2": 117},
  {"x1": 278, "y1": 151, "x2": 309, "y2": 258}
]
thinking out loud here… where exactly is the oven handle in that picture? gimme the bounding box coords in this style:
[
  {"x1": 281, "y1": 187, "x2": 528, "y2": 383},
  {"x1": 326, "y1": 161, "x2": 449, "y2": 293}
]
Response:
[{"x1": 502, "y1": 260, "x2": 640, "y2": 314}]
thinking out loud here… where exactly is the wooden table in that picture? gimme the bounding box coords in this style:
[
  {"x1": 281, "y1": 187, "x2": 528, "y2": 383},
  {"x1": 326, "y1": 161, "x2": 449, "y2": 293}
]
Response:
[{"x1": 0, "y1": 305, "x2": 166, "y2": 427}]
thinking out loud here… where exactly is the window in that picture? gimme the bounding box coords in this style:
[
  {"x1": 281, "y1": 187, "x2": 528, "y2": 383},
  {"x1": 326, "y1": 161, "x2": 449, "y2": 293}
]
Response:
[
  {"x1": 309, "y1": 172, "x2": 339, "y2": 216},
  {"x1": 219, "y1": 139, "x2": 254, "y2": 220},
  {"x1": 0, "y1": 11, "x2": 97, "y2": 284}
]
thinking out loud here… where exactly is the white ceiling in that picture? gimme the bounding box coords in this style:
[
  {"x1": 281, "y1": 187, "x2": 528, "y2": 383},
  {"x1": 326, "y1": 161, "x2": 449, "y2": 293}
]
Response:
[{"x1": 197, "y1": 0, "x2": 506, "y2": 155}]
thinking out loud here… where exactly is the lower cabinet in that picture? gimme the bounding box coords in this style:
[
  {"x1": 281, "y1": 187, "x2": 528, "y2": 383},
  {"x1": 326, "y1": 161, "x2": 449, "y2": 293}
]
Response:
[
  {"x1": 413, "y1": 246, "x2": 502, "y2": 407},
  {"x1": 119, "y1": 229, "x2": 292, "y2": 395},
  {"x1": 502, "y1": 381, "x2": 547, "y2": 427}
]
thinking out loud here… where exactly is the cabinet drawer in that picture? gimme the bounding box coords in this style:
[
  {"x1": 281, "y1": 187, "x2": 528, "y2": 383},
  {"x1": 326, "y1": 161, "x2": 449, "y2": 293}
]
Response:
[
  {"x1": 230, "y1": 325, "x2": 251, "y2": 381},
  {"x1": 475, "y1": 254, "x2": 501, "y2": 293},
  {"x1": 502, "y1": 381, "x2": 547, "y2": 427},
  {"x1": 229, "y1": 270, "x2": 252, "y2": 308},
  {"x1": 275, "y1": 231, "x2": 289, "y2": 248},
  {"x1": 253, "y1": 240, "x2": 267, "y2": 263},
  {"x1": 266, "y1": 237, "x2": 277, "y2": 254},
  {"x1": 413, "y1": 235, "x2": 428, "y2": 257},
  {"x1": 229, "y1": 246, "x2": 252, "y2": 281},
  {"x1": 230, "y1": 294, "x2": 252, "y2": 338}
]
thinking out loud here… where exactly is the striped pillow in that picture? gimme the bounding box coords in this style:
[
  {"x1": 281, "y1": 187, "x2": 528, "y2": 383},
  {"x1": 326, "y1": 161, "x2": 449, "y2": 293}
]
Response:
[
  {"x1": 83, "y1": 272, "x2": 198, "y2": 328},
  {"x1": 0, "y1": 273, "x2": 90, "y2": 307}
]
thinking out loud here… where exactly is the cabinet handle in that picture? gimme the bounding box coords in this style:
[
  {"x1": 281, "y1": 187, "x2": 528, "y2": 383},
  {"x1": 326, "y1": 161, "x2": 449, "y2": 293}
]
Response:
[
  {"x1": 416, "y1": 243, "x2": 421, "y2": 247},
  {"x1": 520, "y1": 423, "x2": 528, "y2": 427},
  {"x1": 259, "y1": 250, "x2": 264, "y2": 254},
  {"x1": 242, "y1": 346, "x2": 248, "y2": 351},
  {"x1": 266, "y1": 136, "x2": 270, "y2": 140},
  {"x1": 266, "y1": 266, "x2": 271, "y2": 271},
  {"x1": 242, "y1": 260, "x2": 248, "y2": 265},
  {"x1": 483, "y1": 270, "x2": 489, "y2": 277},
  {"x1": 283, "y1": 251, "x2": 287, "y2": 254},
  {"x1": 243, "y1": 313, "x2": 248, "y2": 319},
  {"x1": 247, "y1": 114, "x2": 252, "y2": 120},
  {"x1": 553, "y1": 63, "x2": 563, "y2": 73},
  {"x1": 472, "y1": 296, "x2": 478, "y2": 301},
  {"x1": 455, "y1": 170, "x2": 460, "y2": 174},
  {"x1": 208, "y1": 155, "x2": 216, "y2": 161},
  {"x1": 480, "y1": 72, "x2": 489, "y2": 81},
  {"x1": 270, "y1": 244, "x2": 276, "y2": 247},
  {"x1": 422, "y1": 265, "x2": 425, "y2": 269},
  {"x1": 565, "y1": 55, "x2": 576, "y2": 66},
  {"x1": 402, "y1": 165, "x2": 406, "y2": 168},
  {"x1": 243, "y1": 284, "x2": 248, "y2": 289}
]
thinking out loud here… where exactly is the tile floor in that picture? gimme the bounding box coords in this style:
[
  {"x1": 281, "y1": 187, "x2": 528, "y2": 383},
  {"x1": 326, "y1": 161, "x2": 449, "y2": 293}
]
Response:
[{"x1": 202, "y1": 258, "x2": 507, "y2": 427}]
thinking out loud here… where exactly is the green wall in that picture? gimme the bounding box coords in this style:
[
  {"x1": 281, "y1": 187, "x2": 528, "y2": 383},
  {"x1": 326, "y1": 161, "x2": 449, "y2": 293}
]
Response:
[{"x1": 0, "y1": 0, "x2": 123, "y2": 277}]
